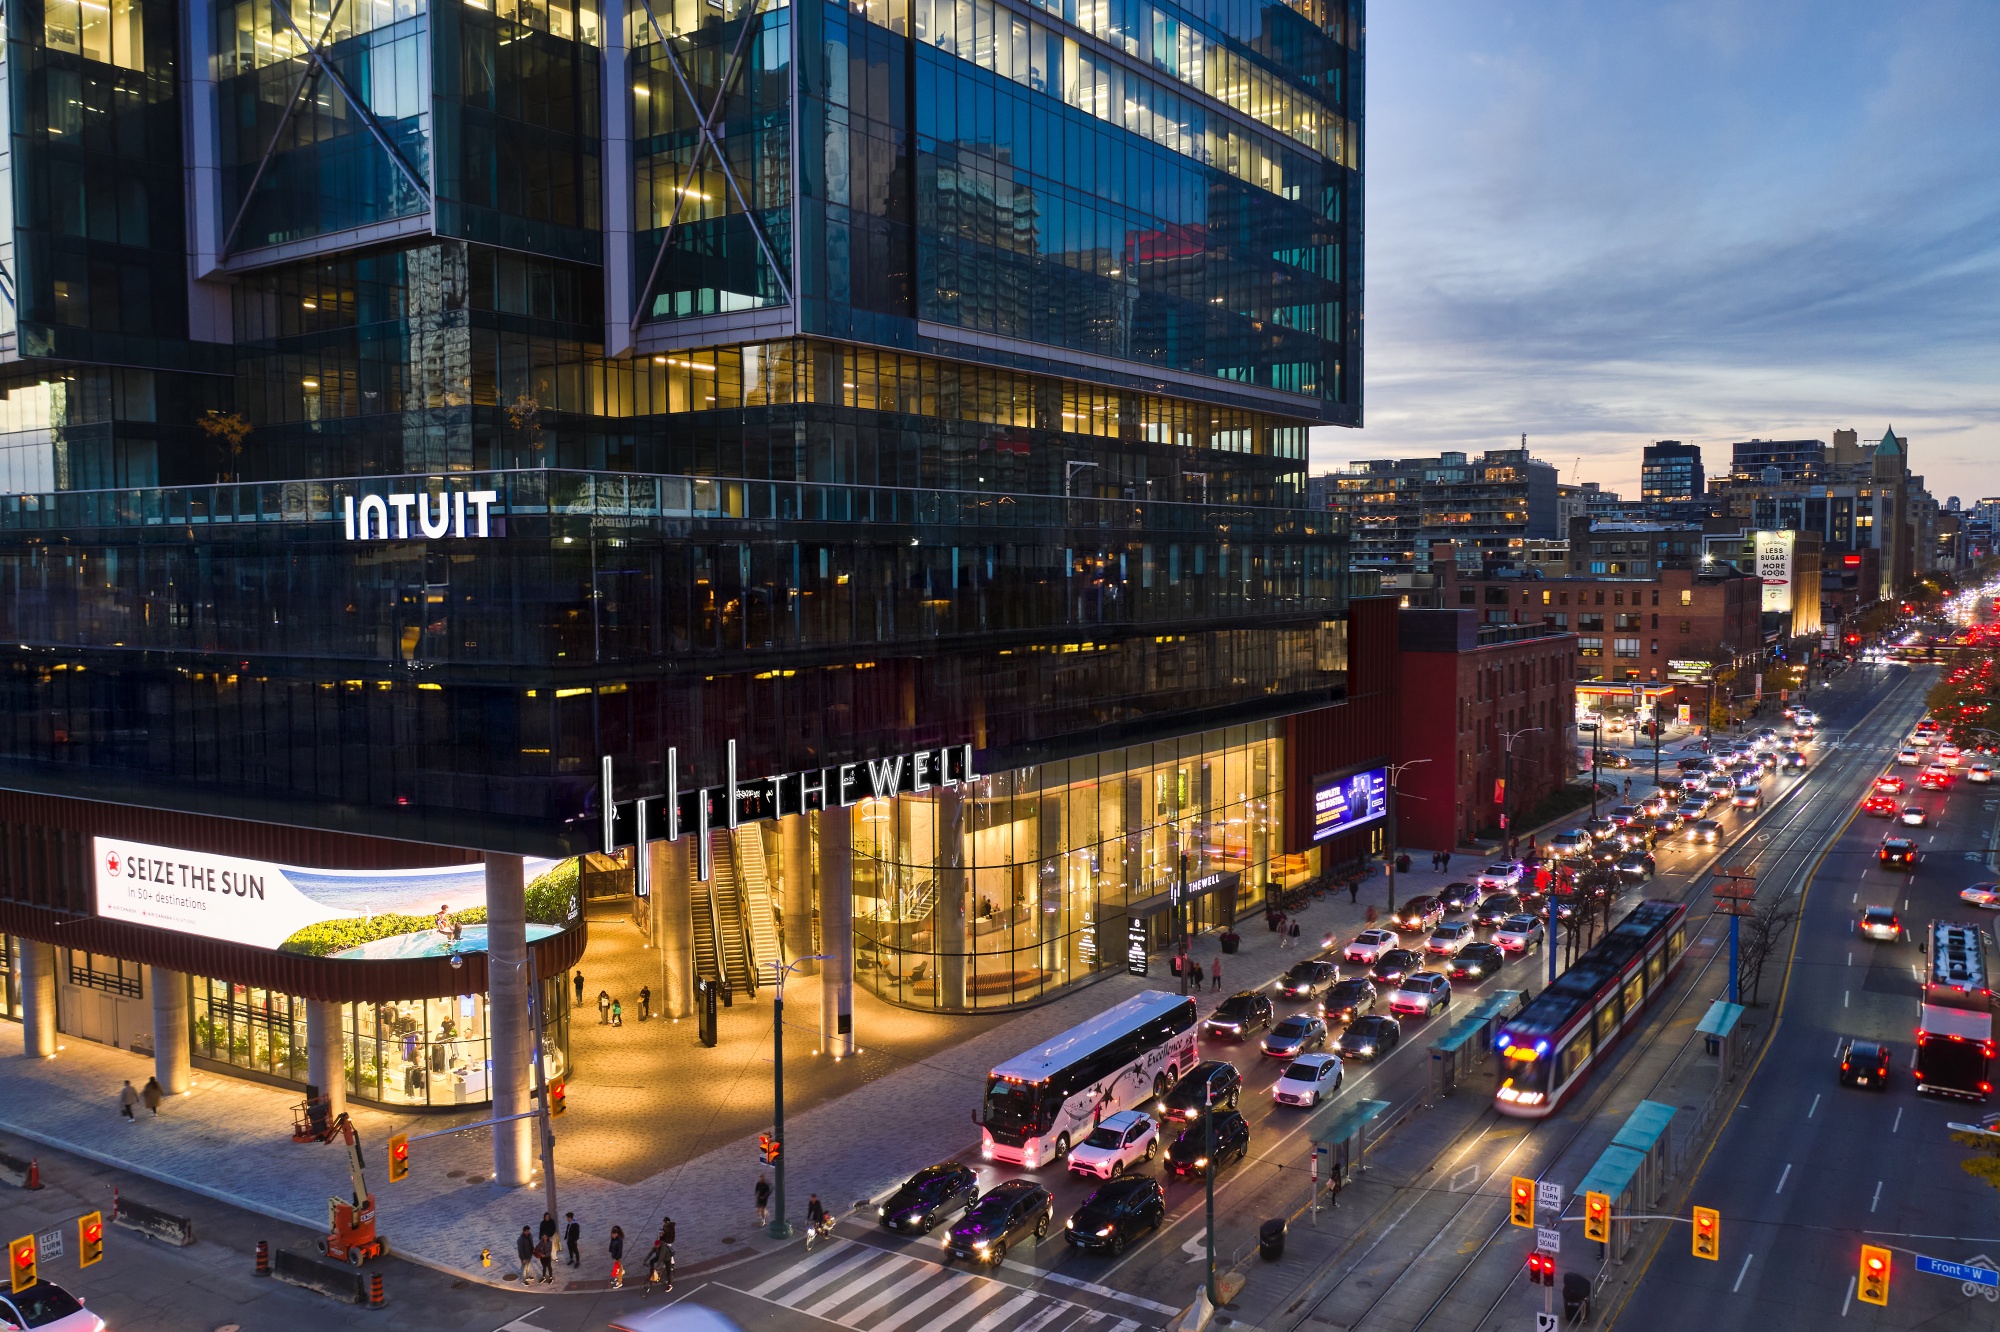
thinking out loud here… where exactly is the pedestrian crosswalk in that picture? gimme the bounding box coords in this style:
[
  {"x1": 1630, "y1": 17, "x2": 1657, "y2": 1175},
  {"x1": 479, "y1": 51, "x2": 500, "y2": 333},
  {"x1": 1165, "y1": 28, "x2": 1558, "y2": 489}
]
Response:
[{"x1": 727, "y1": 1237, "x2": 1145, "y2": 1332}]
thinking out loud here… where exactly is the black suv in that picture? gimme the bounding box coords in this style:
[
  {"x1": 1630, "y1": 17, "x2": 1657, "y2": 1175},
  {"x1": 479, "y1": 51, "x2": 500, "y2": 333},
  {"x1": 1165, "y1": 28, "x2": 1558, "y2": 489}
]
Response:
[
  {"x1": 1475, "y1": 894, "x2": 1522, "y2": 928},
  {"x1": 1336, "y1": 1014, "x2": 1401, "y2": 1061},
  {"x1": 1161, "y1": 1060, "x2": 1243, "y2": 1123},
  {"x1": 1393, "y1": 896, "x2": 1445, "y2": 933},
  {"x1": 1278, "y1": 959, "x2": 1339, "y2": 1001},
  {"x1": 878, "y1": 1161, "x2": 979, "y2": 1234},
  {"x1": 1438, "y1": 882, "x2": 1481, "y2": 912},
  {"x1": 1201, "y1": 991, "x2": 1275, "y2": 1039},
  {"x1": 1370, "y1": 948, "x2": 1421, "y2": 985},
  {"x1": 943, "y1": 1179, "x2": 1055, "y2": 1264},
  {"x1": 1320, "y1": 978, "x2": 1378, "y2": 1024},
  {"x1": 1065, "y1": 1175, "x2": 1167, "y2": 1255},
  {"x1": 1838, "y1": 1038, "x2": 1892, "y2": 1090},
  {"x1": 1165, "y1": 1109, "x2": 1250, "y2": 1179}
]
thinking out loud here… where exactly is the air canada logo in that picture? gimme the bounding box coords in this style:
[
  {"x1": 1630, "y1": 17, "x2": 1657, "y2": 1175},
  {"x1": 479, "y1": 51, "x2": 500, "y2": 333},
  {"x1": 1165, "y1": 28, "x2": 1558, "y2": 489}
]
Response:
[{"x1": 105, "y1": 850, "x2": 123, "y2": 877}]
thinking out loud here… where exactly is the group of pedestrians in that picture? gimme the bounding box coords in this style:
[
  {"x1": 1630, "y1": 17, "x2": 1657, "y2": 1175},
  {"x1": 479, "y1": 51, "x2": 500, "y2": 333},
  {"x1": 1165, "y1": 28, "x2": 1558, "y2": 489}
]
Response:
[
  {"x1": 1169, "y1": 949, "x2": 1224, "y2": 992},
  {"x1": 515, "y1": 1210, "x2": 673, "y2": 1290},
  {"x1": 116, "y1": 1077, "x2": 165, "y2": 1120},
  {"x1": 572, "y1": 971, "x2": 653, "y2": 1025}
]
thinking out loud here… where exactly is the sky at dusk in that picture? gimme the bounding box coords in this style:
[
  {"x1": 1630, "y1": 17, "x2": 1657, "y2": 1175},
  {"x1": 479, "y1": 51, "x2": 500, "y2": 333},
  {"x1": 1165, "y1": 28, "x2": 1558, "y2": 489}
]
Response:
[{"x1": 1313, "y1": 1, "x2": 2000, "y2": 505}]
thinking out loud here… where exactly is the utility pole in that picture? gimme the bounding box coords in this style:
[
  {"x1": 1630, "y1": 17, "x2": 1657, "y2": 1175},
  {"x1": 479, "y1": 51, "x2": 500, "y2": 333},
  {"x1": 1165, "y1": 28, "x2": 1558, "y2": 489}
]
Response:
[
  {"x1": 769, "y1": 954, "x2": 829, "y2": 1239},
  {"x1": 1501, "y1": 725, "x2": 1546, "y2": 982},
  {"x1": 1584, "y1": 718, "x2": 1602, "y2": 819},
  {"x1": 525, "y1": 949, "x2": 558, "y2": 1225},
  {"x1": 1204, "y1": 1078, "x2": 1218, "y2": 1307},
  {"x1": 1382, "y1": 760, "x2": 1430, "y2": 919}
]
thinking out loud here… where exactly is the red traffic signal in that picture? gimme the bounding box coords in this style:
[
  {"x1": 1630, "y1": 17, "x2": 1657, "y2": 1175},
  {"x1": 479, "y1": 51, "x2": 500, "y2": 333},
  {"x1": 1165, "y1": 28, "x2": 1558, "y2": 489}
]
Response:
[
  {"x1": 548, "y1": 1079, "x2": 566, "y2": 1118},
  {"x1": 1526, "y1": 1252, "x2": 1556, "y2": 1286},
  {"x1": 757, "y1": 1133, "x2": 782, "y2": 1164}
]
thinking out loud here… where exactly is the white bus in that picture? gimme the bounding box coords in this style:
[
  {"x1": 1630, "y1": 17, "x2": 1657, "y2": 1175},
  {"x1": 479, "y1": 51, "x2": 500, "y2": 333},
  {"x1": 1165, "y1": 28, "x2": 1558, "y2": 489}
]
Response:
[{"x1": 979, "y1": 990, "x2": 1199, "y2": 1168}]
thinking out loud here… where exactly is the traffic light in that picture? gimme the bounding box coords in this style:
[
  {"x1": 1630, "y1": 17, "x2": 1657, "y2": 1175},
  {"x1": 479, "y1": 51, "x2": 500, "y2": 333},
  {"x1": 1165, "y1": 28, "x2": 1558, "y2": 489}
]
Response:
[
  {"x1": 387, "y1": 1133, "x2": 410, "y2": 1184},
  {"x1": 548, "y1": 1079, "x2": 566, "y2": 1118},
  {"x1": 1584, "y1": 1191, "x2": 1610, "y2": 1244},
  {"x1": 78, "y1": 1212, "x2": 103, "y2": 1268},
  {"x1": 1510, "y1": 1176, "x2": 1535, "y2": 1228},
  {"x1": 758, "y1": 1133, "x2": 782, "y2": 1165},
  {"x1": 1691, "y1": 1206, "x2": 1720, "y2": 1260},
  {"x1": 1526, "y1": 1252, "x2": 1555, "y2": 1286},
  {"x1": 8, "y1": 1235, "x2": 33, "y2": 1294},
  {"x1": 1858, "y1": 1245, "x2": 1891, "y2": 1305}
]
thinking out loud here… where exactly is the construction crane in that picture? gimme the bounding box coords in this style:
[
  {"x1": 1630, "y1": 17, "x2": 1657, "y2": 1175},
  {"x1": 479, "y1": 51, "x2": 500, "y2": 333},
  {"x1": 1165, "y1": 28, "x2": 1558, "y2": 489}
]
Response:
[{"x1": 292, "y1": 1097, "x2": 387, "y2": 1266}]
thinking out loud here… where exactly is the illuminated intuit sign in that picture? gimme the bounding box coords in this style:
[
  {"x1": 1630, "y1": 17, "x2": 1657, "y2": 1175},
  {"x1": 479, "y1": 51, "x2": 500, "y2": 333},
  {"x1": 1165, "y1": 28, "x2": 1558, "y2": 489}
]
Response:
[
  {"x1": 344, "y1": 489, "x2": 500, "y2": 540},
  {"x1": 1311, "y1": 766, "x2": 1388, "y2": 843}
]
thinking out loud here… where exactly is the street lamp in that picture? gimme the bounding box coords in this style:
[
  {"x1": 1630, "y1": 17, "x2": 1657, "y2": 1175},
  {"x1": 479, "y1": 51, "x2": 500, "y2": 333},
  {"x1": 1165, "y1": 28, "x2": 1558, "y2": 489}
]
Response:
[
  {"x1": 1382, "y1": 759, "x2": 1430, "y2": 918},
  {"x1": 1500, "y1": 725, "x2": 1548, "y2": 983},
  {"x1": 768, "y1": 953, "x2": 830, "y2": 1239}
]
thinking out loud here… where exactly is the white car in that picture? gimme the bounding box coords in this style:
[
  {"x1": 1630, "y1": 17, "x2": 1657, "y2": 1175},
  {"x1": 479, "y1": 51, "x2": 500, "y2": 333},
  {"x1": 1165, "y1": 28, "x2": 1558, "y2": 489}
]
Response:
[
  {"x1": 1425, "y1": 922, "x2": 1476, "y2": 958},
  {"x1": 1343, "y1": 928, "x2": 1401, "y2": 965},
  {"x1": 0, "y1": 1283, "x2": 104, "y2": 1332},
  {"x1": 1971, "y1": 762, "x2": 1993, "y2": 784},
  {"x1": 1960, "y1": 884, "x2": 2000, "y2": 910},
  {"x1": 1492, "y1": 915, "x2": 1546, "y2": 954},
  {"x1": 1900, "y1": 806, "x2": 1927, "y2": 827},
  {"x1": 1912, "y1": 731, "x2": 1934, "y2": 748},
  {"x1": 1897, "y1": 748, "x2": 1921, "y2": 766},
  {"x1": 1476, "y1": 862, "x2": 1524, "y2": 891},
  {"x1": 1272, "y1": 1052, "x2": 1345, "y2": 1107},
  {"x1": 1939, "y1": 744, "x2": 1963, "y2": 764},
  {"x1": 1731, "y1": 785, "x2": 1761, "y2": 809},
  {"x1": 1390, "y1": 972, "x2": 1453, "y2": 1018},
  {"x1": 1546, "y1": 830, "x2": 1591, "y2": 858},
  {"x1": 1067, "y1": 1110, "x2": 1159, "y2": 1179}
]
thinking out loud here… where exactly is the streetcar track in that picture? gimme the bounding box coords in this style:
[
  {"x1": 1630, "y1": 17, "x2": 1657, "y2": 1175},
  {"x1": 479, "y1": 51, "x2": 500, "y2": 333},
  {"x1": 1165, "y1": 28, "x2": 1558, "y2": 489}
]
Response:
[{"x1": 1287, "y1": 671, "x2": 1917, "y2": 1332}]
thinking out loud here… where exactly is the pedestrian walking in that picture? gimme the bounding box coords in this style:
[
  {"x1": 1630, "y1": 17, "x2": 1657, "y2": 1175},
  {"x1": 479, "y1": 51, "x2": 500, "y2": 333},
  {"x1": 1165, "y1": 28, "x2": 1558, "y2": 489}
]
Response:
[
  {"x1": 597, "y1": 989, "x2": 612, "y2": 1024},
  {"x1": 141, "y1": 1076, "x2": 163, "y2": 1116},
  {"x1": 1289, "y1": 919, "x2": 1302, "y2": 947},
  {"x1": 1349, "y1": 877, "x2": 1360, "y2": 904},
  {"x1": 646, "y1": 1232, "x2": 673, "y2": 1291},
  {"x1": 516, "y1": 1225, "x2": 536, "y2": 1281},
  {"x1": 611, "y1": 998, "x2": 624, "y2": 1027},
  {"x1": 534, "y1": 1231, "x2": 554, "y2": 1284},
  {"x1": 755, "y1": 1175, "x2": 772, "y2": 1227},
  {"x1": 1365, "y1": 904, "x2": 1378, "y2": 925},
  {"x1": 609, "y1": 1225, "x2": 626, "y2": 1288},
  {"x1": 639, "y1": 985, "x2": 652, "y2": 1021},
  {"x1": 1209, "y1": 956, "x2": 1222, "y2": 992},
  {"x1": 573, "y1": 971, "x2": 585, "y2": 1006},
  {"x1": 119, "y1": 1080, "x2": 139, "y2": 1121},
  {"x1": 806, "y1": 1194, "x2": 829, "y2": 1247},
  {"x1": 564, "y1": 1212, "x2": 581, "y2": 1267}
]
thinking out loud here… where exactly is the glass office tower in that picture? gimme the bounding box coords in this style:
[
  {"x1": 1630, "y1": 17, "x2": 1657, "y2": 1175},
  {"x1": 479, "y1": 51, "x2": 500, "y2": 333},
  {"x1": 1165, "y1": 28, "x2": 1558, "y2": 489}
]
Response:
[{"x1": 0, "y1": 0, "x2": 1363, "y2": 1017}]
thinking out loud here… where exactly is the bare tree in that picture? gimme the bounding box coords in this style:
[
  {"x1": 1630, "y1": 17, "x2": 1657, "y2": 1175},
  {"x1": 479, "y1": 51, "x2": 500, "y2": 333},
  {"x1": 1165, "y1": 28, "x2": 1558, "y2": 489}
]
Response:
[{"x1": 1735, "y1": 895, "x2": 1797, "y2": 1006}]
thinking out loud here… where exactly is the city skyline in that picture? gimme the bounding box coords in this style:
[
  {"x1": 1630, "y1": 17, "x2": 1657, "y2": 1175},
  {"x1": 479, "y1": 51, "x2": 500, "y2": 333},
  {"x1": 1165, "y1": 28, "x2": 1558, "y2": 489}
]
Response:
[{"x1": 1314, "y1": 0, "x2": 2000, "y2": 504}]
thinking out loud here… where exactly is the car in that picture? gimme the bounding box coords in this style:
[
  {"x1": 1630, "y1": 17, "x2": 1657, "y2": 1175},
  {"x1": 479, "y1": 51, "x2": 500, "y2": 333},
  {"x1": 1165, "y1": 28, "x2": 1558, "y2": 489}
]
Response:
[
  {"x1": 1614, "y1": 823, "x2": 1655, "y2": 852},
  {"x1": 1862, "y1": 795, "x2": 1899, "y2": 817},
  {"x1": 1911, "y1": 731, "x2": 1934, "y2": 748},
  {"x1": 1939, "y1": 743, "x2": 1963, "y2": 763},
  {"x1": 1277, "y1": 959, "x2": 1339, "y2": 1002},
  {"x1": 1780, "y1": 749, "x2": 1807, "y2": 771},
  {"x1": 1675, "y1": 801, "x2": 1707, "y2": 824},
  {"x1": 1858, "y1": 905, "x2": 1901, "y2": 940},
  {"x1": 944, "y1": 1179, "x2": 1055, "y2": 1263},
  {"x1": 1897, "y1": 748, "x2": 1921, "y2": 766},
  {"x1": 1599, "y1": 750, "x2": 1633, "y2": 769},
  {"x1": 1319, "y1": 978, "x2": 1378, "y2": 1024},
  {"x1": 1584, "y1": 817, "x2": 1619, "y2": 843},
  {"x1": 1393, "y1": 896, "x2": 1446, "y2": 934},
  {"x1": 1492, "y1": 914, "x2": 1547, "y2": 953},
  {"x1": 1757, "y1": 751, "x2": 1781, "y2": 772},
  {"x1": 1874, "y1": 774, "x2": 1907, "y2": 795},
  {"x1": 1425, "y1": 921, "x2": 1477, "y2": 958},
  {"x1": 1641, "y1": 792, "x2": 1672, "y2": 816},
  {"x1": 1607, "y1": 805, "x2": 1643, "y2": 827},
  {"x1": 1261, "y1": 1014, "x2": 1329, "y2": 1059},
  {"x1": 1971, "y1": 761, "x2": 1994, "y2": 784},
  {"x1": 1160, "y1": 1061, "x2": 1242, "y2": 1122},
  {"x1": 1438, "y1": 881, "x2": 1483, "y2": 912},
  {"x1": 1202, "y1": 991, "x2": 1274, "y2": 1039},
  {"x1": 1449, "y1": 941, "x2": 1507, "y2": 980},
  {"x1": 1271, "y1": 1052, "x2": 1344, "y2": 1107},
  {"x1": 1165, "y1": 1108, "x2": 1250, "y2": 1179},
  {"x1": 1475, "y1": 894, "x2": 1522, "y2": 928},
  {"x1": 1919, "y1": 766, "x2": 1953, "y2": 790},
  {"x1": 1900, "y1": 805, "x2": 1927, "y2": 827},
  {"x1": 1370, "y1": 948, "x2": 1422, "y2": 984},
  {"x1": 1343, "y1": 928, "x2": 1401, "y2": 964},
  {"x1": 1704, "y1": 776, "x2": 1734, "y2": 797},
  {"x1": 0, "y1": 1283, "x2": 102, "y2": 1332},
  {"x1": 1837, "y1": 1038, "x2": 1892, "y2": 1090},
  {"x1": 1066, "y1": 1111, "x2": 1160, "y2": 1180},
  {"x1": 1960, "y1": 884, "x2": 2000, "y2": 909},
  {"x1": 1391, "y1": 971, "x2": 1453, "y2": 1018},
  {"x1": 1731, "y1": 784, "x2": 1762, "y2": 809},
  {"x1": 1879, "y1": 836, "x2": 1918, "y2": 869},
  {"x1": 1649, "y1": 817, "x2": 1679, "y2": 841},
  {"x1": 1615, "y1": 851, "x2": 1656, "y2": 880},
  {"x1": 1064, "y1": 1174, "x2": 1166, "y2": 1254},
  {"x1": 1689, "y1": 818, "x2": 1723, "y2": 843},
  {"x1": 879, "y1": 1161, "x2": 981, "y2": 1232},
  {"x1": 1335, "y1": 1014, "x2": 1403, "y2": 1061}
]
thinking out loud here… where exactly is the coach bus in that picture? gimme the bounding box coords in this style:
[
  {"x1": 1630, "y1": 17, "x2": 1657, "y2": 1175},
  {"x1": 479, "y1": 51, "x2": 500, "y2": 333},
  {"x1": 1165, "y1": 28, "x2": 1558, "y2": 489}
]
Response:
[
  {"x1": 1494, "y1": 899, "x2": 1690, "y2": 1118},
  {"x1": 1916, "y1": 920, "x2": 1993, "y2": 1101},
  {"x1": 979, "y1": 990, "x2": 1198, "y2": 1168}
]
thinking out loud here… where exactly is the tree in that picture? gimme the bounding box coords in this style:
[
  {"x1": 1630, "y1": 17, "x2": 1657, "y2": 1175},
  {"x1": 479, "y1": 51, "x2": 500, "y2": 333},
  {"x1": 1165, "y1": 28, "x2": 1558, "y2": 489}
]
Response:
[
  {"x1": 1734, "y1": 895, "x2": 1797, "y2": 1006},
  {"x1": 196, "y1": 410, "x2": 252, "y2": 482},
  {"x1": 1951, "y1": 1128, "x2": 2000, "y2": 1194}
]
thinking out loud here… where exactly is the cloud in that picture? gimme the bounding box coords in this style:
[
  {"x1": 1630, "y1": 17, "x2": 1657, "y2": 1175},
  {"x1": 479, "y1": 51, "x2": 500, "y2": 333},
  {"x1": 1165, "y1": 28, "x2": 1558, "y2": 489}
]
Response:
[{"x1": 1320, "y1": 0, "x2": 2000, "y2": 502}]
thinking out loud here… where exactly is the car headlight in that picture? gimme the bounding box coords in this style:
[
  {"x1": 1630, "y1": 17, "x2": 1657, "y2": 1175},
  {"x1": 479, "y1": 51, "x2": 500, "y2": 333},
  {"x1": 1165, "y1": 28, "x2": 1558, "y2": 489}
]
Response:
[
  {"x1": 879, "y1": 1206, "x2": 888, "y2": 1216},
  {"x1": 1065, "y1": 1218, "x2": 1074, "y2": 1229},
  {"x1": 1096, "y1": 1226, "x2": 1114, "y2": 1237},
  {"x1": 1194, "y1": 1157, "x2": 1209, "y2": 1168},
  {"x1": 973, "y1": 1240, "x2": 989, "y2": 1250}
]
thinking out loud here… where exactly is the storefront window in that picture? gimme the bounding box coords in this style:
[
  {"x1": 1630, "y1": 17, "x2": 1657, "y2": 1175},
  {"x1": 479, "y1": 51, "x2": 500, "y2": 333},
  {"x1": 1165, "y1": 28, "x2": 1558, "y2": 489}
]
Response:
[
  {"x1": 1, "y1": 936, "x2": 20, "y2": 1020},
  {"x1": 854, "y1": 723, "x2": 1288, "y2": 1011},
  {"x1": 190, "y1": 979, "x2": 308, "y2": 1083}
]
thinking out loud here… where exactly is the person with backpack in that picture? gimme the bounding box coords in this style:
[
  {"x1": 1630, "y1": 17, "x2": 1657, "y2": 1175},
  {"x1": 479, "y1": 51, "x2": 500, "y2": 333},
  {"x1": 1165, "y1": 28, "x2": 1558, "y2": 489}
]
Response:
[
  {"x1": 755, "y1": 1175, "x2": 772, "y2": 1227},
  {"x1": 608, "y1": 1225, "x2": 626, "y2": 1288}
]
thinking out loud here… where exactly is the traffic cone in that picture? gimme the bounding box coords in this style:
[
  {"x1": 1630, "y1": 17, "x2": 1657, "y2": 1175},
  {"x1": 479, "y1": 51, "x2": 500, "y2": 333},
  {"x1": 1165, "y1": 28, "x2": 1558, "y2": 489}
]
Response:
[
  {"x1": 368, "y1": 1271, "x2": 385, "y2": 1308},
  {"x1": 255, "y1": 1240, "x2": 270, "y2": 1277},
  {"x1": 24, "y1": 1158, "x2": 41, "y2": 1190}
]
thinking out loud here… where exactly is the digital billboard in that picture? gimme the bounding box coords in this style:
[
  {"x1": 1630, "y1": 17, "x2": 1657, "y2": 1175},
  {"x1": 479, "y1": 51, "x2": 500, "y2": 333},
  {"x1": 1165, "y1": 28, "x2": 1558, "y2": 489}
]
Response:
[{"x1": 1311, "y1": 767, "x2": 1389, "y2": 843}]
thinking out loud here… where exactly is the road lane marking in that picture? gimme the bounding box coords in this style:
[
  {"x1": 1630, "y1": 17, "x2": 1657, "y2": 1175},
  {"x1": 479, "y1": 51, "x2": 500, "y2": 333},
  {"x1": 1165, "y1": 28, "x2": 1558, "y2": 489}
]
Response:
[
  {"x1": 1775, "y1": 1163, "x2": 1791, "y2": 1193},
  {"x1": 1892, "y1": 1107, "x2": 1903, "y2": 1134},
  {"x1": 1844, "y1": 990, "x2": 1850, "y2": 1007},
  {"x1": 1733, "y1": 1251, "x2": 1754, "y2": 1292},
  {"x1": 1847, "y1": 951, "x2": 1852, "y2": 966},
  {"x1": 1833, "y1": 1036, "x2": 1844, "y2": 1056},
  {"x1": 1871, "y1": 1180, "x2": 1883, "y2": 1212},
  {"x1": 1842, "y1": 1275, "x2": 1856, "y2": 1316},
  {"x1": 1809, "y1": 1094, "x2": 1820, "y2": 1118}
]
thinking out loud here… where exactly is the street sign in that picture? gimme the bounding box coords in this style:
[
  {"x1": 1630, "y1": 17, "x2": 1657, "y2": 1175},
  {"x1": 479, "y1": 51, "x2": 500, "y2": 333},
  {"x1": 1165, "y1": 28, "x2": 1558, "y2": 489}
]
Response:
[
  {"x1": 1712, "y1": 898, "x2": 1759, "y2": 917},
  {"x1": 1536, "y1": 1181, "x2": 1563, "y2": 1213},
  {"x1": 1536, "y1": 1227, "x2": 1561, "y2": 1254},
  {"x1": 34, "y1": 1230, "x2": 61, "y2": 1261},
  {"x1": 1536, "y1": 1315, "x2": 1559, "y2": 1332},
  {"x1": 1914, "y1": 1254, "x2": 2000, "y2": 1288},
  {"x1": 1712, "y1": 882, "x2": 1758, "y2": 899}
]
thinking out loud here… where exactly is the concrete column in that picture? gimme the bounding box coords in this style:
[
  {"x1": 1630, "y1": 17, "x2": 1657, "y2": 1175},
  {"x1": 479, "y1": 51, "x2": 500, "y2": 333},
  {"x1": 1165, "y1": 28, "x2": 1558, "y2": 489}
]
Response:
[
  {"x1": 817, "y1": 807, "x2": 855, "y2": 1056},
  {"x1": 654, "y1": 837, "x2": 694, "y2": 1020},
  {"x1": 304, "y1": 1000, "x2": 347, "y2": 1118},
  {"x1": 148, "y1": 966, "x2": 191, "y2": 1095},
  {"x1": 935, "y1": 788, "x2": 969, "y2": 1010},
  {"x1": 20, "y1": 940, "x2": 55, "y2": 1058},
  {"x1": 485, "y1": 853, "x2": 534, "y2": 1188},
  {"x1": 780, "y1": 813, "x2": 816, "y2": 973}
]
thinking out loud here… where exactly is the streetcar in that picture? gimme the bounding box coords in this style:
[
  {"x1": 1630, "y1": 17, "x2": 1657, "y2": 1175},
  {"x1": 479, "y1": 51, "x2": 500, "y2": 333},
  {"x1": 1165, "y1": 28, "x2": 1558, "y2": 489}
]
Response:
[{"x1": 1493, "y1": 900, "x2": 1690, "y2": 1118}]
